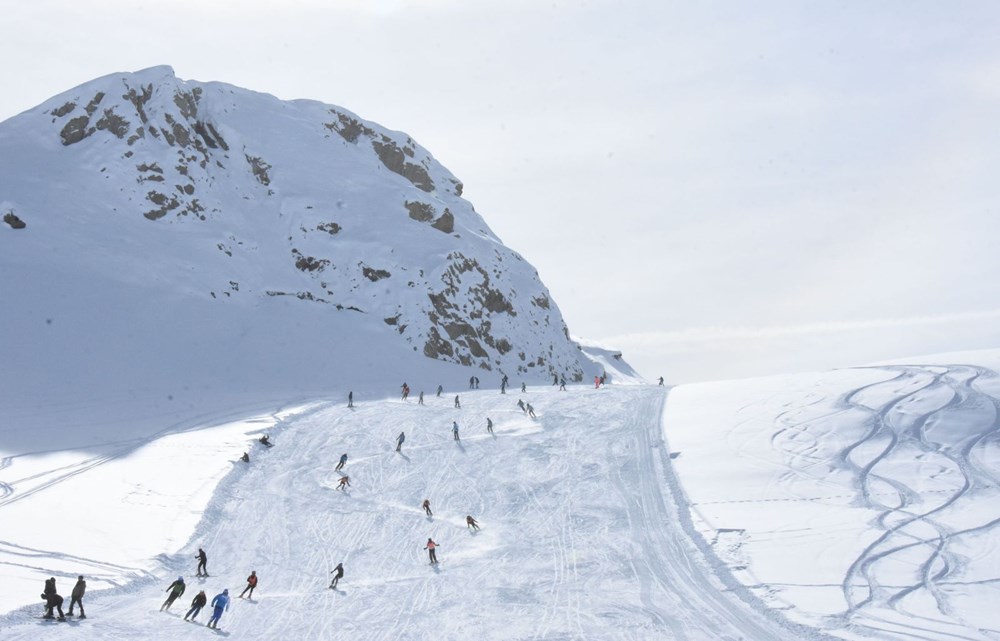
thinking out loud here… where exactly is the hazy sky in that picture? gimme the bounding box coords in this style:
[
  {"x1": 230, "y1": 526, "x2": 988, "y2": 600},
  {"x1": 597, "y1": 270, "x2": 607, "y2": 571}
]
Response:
[{"x1": 4, "y1": 1, "x2": 1000, "y2": 382}]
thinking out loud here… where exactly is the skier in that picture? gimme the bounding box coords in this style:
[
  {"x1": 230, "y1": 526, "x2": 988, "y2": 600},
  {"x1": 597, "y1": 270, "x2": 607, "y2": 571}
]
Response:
[
  {"x1": 452, "y1": 421, "x2": 460, "y2": 441},
  {"x1": 259, "y1": 434, "x2": 272, "y2": 447},
  {"x1": 487, "y1": 417, "x2": 494, "y2": 434},
  {"x1": 469, "y1": 376, "x2": 475, "y2": 389},
  {"x1": 418, "y1": 391, "x2": 424, "y2": 405},
  {"x1": 521, "y1": 382, "x2": 526, "y2": 393},
  {"x1": 184, "y1": 590, "x2": 207, "y2": 622},
  {"x1": 658, "y1": 376, "x2": 664, "y2": 386},
  {"x1": 422, "y1": 499, "x2": 433, "y2": 517},
  {"x1": 335, "y1": 453, "x2": 348, "y2": 472},
  {"x1": 67, "y1": 575, "x2": 86, "y2": 618},
  {"x1": 239, "y1": 571, "x2": 258, "y2": 599},
  {"x1": 526, "y1": 403, "x2": 536, "y2": 419},
  {"x1": 337, "y1": 475, "x2": 351, "y2": 491},
  {"x1": 600, "y1": 373, "x2": 607, "y2": 385},
  {"x1": 42, "y1": 592, "x2": 65, "y2": 621},
  {"x1": 161, "y1": 576, "x2": 186, "y2": 611},
  {"x1": 594, "y1": 375, "x2": 600, "y2": 389},
  {"x1": 436, "y1": 384, "x2": 443, "y2": 397},
  {"x1": 329, "y1": 562, "x2": 344, "y2": 589},
  {"x1": 206, "y1": 589, "x2": 230, "y2": 629},
  {"x1": 466, "y1": 515, "x2": 480, "y2": 531},
  {"x1": 425, "y1": 538, "x2": 440, "y2": 564},
  {"x1": 454, "y1": 395, "x2": 461, "y2": 409},
  {"x1": 474, "y1": 376, "x2": 479, "y2": 389},
  {"x1": 559, "y1": 377, "x2": 566, "y2": 391},
  {"x1": 553, "y1": 374, "x2": 558, "y2": 385},
  {"x1": 196, "y1": 548, "x2": 208, "y2": 577},
  {"x1": 348, "y1": 391, "x2": 354, "y2": 408},
  {"x1": 395, "y1": 431, "x2": 405, "y2": 452},
  {"x1": 401, "y1": 383, "x2": 410, "y2": 400},
  {"x1": 500, "y1": 374, "x2": 508, "y2": 394},
  {"x1": 517, "y1": 399, "x2": 526, "y2": 413},
  {"x1": 241, "y1": 452, "x2": 250, "y2": 463}
]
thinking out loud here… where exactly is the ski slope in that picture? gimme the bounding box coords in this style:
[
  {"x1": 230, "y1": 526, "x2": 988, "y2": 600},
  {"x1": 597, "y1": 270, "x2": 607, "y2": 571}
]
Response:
[{"x1": 2, "y1": 384, "x2": 814, "y2": 640}]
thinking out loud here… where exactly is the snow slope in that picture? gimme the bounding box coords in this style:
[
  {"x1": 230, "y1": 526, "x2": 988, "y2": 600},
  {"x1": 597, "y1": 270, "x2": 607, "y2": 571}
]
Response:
[
  {"x1": 665, "y1": 352, "x2": 1000, "y2": 641},
  {"x1": 2, "y1": 384, "x2": 818, "y2": 640}
]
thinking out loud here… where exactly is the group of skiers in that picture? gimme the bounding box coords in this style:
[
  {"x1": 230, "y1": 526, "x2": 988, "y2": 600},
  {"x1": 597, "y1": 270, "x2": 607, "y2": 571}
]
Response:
[
  {"x1": 162, "y1": 575, "x2": 231, "y2": 628},
  {"x1": 41, "y1": 575, "x2": 86, "y2": 621}
]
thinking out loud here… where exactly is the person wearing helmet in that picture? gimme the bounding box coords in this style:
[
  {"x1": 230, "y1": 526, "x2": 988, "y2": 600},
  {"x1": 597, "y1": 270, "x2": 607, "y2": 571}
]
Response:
[
  {"x1": 206, "y1": 589, "x2": 230, "y2": 629},
  {"x1": 161, "y1": 576, "x2": 186, "y2": 611},
  {"x1": 239, "y1": 570, "x2": 258, "y2": 599}
]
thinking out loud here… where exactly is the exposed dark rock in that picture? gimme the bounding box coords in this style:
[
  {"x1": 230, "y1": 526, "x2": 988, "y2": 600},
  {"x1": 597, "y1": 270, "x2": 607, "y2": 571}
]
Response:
[
  {"x1": 124, "y1": 84, "x2": 153, "y2": 123},
  {"x1": 164, "y1": 114, "x2": 190, "y2": 147},
  {"x1": 372, "y1": 140, "x2": 434, "y2": 192},
  {"x1": 3, "y1": 212, "x2": 26, "y2": 229},
  {"x1": 137, "y1": 162, "x2": 163, "y2": 174},
  {"x1": 246, "y1": 155, "x2": 272, "y2": 186},
  {"x1": 362, "y1": 266, "x2": 391, "y2": 282},
  {"x1": 317, "y1": 222, "x2": 341, "y2": 235},
  {"x1": 431, "y1": 210, "x2": 454, "y2": 233},
  {"x1": 206, "y1": 123, "x2": 229, "y2": 151},
  {"x1": 532, "y1": 294, "x2": 550, "y2": 309},
  {"x1": 423, "y1": 327, "x2": 454, "y2": 358},
  {"x1": 60, "y1": 115, "x2": 92, "y2": 145},
  {"x1": 326, "y1": 112, "x2": 374, "y2": 143},
  {"x1": 51, "y1": 102, "x2": 76, "y2": 118},
  {"x1": 95, "y1": 108, "x2": 131, "y2": 139},
  {"x1": 384, "y1": 314, "x2": 400, "y2": 326},
  {"x1": 406, "y1": 201, "x2": 435, "y2": 222},
  {"x1": 173, "y1": 89, "x2": 200, "y2": 119},
  {"x1": 84, "y1": 92, "x2": 105, "y2": 116},
  {"x1": 293, "y1": 249, "x2": 330, "y2": 272}
]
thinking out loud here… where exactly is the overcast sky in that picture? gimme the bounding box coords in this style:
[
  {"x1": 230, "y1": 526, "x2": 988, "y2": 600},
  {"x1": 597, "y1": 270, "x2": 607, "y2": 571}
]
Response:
[{"x1": 4, "y1": 1, "x2": 1000, "y2": 382}]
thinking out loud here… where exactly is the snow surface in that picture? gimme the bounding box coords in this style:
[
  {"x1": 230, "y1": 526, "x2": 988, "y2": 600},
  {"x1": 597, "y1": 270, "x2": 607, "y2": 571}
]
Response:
[{"x1": 4, "y1": 353, "x2": 998, "y2": 639}]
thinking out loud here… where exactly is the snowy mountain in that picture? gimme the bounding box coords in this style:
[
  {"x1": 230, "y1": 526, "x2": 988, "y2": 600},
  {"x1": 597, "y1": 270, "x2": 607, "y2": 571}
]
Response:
[{"x1": 0, "y1": 66, "x2": 610, "y2": 433}]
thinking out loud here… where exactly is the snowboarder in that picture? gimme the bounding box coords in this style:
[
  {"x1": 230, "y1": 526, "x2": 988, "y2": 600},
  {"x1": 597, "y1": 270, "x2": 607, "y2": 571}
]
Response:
[
  {"x1": 396, "y1": 431, "x2": 405, "y2": 452},
  {"x1": 454, "y1": 395, "x2": 461, "y2": 409},
  {"x1": 67, "y1": 575, "x2": 86, "y2": 618},
  {"x1": 161, "y1": 576, "x2": 186, "y2": 611},
  {"x1": 559, "y1": 377, "x2": 566, "y2": 391},
  {"x1": 184, "y1": 590, "x2": 207, "y2": 622},
  {"x1": 239, "y1": 571, "x2": 258, "y2": 599},
  {"x1": 436, "y1": 384, "x2": 443, "y2": 397},
  {"x1": 337, "y1": 476, "x2": 351, "y2": 491},
  {"x1": 259, "y1": 434, "x2": 272, "y2": 447},
  {"x1": 517, "y1": 399, "x2": 526, "y2": 413},
  {"x1": 335, "y1": 453, "x2": 348, "y2": 472},
  {"x1": 425, "y1": 538, "x2": 440, "y2": 564},
  {"x1": 348, "y1": 391, "x2": 354, "y2": 408},
  {"x1": 526, "y1": 403, "x2": 536, "y2": 419},
  {"x1": 422, "y1": 499, "x2": 433, "y2": 517},
  {"x1": 241, "y1": 452, "x2": 250, "y2": 463},
  {"x1": 206, "y1": 589, "x2": 230, "y2": 629},
  {"x1": 418, "y1": 391, "x2": 424, "y2": 405},
  {"x1": 401, "y1": 383, "x2": 410, "y2": 400},
  {"x1": 196, "y1": 548, "x2": 208, "y2": 577},
  {"x1": 466, "y1": 515, "x2": 480, "y2": 531},
  {"x1": 452, "y1": 421, "x2": 460, "y2": 441},
  {"x1": 487, "y1": 417, "x2": 493, "y2": 434},
  {"x1": 329, "y1": 562, "x2": 344, "y2": 589},
  {"x1": 42, "y1": 592, "x2": 65, "y2": 621},
  {"x1": 521, "y1": 382, "x2": 526, "y2": 393},
  {"x1": 658, "y1": 376, "x2": 664, "y2": 386}
]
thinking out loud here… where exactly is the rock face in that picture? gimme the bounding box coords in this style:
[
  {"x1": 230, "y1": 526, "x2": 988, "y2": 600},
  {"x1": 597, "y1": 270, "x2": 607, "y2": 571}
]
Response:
[{"x1": 0, "y1": 66, "x2": 592, "y2": 380}]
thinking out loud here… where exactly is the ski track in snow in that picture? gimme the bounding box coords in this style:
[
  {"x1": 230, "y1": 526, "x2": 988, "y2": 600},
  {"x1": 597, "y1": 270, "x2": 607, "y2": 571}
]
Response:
[
  {"x1": 758, "y1": 364, "x2": 1000, "y2": 640},
  {"x1": 0, "y1": 385, "x2": 823, "y2": 640}
]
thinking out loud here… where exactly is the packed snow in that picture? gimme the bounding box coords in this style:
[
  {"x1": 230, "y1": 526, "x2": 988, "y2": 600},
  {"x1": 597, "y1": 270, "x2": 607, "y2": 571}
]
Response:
[{"x1": 2, "y1": 352, "x2": 998, "y2": 639}]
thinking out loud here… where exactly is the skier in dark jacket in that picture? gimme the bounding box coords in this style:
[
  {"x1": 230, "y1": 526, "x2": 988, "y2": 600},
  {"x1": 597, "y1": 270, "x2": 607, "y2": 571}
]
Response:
[
  {"x1": 196, "y1": 548, "x2": 208, "y2": 576},
  {"x1": 436, "y1": 384, "x2": 443, "y2": 397},
  {"x1": 348, "y1": 391, "x2": 354, "y2": 408},
  {"x1": 329, "y1": 562, "x2": 344, "y2": 589},
  {"x1": 239, "y1": 570, "x2": 258, "y2": 599},
  {"x1": 42, "y1": 593, "x2": 65, "y2": 620},
  {"x1": 422, "y1": 499, "x2": 433, "y2": 517},
  {"x1": 466, "y1": 515, "x2": 480, "y2": 531},
  {"x1": 67, "y1": 575, "x2": 86, "y2": 618},
  {"x1": 335, "y1": 453, "x2": 348, "y2": 471},
  {"x1": 454, "y1": 395, "x2": 461, "y2": 408},
  {"x1": 559, "y1": 377, "x2": 566, "y2": 391},
  {"x1": 241, "y1": 452, "x2": 250, "y2": 463},
  {"x1": 526, "y1": 403, "x2": 536, "y2": 418},
  {"x1": 487, "y1": 417, "x2": 494, "y2": 434},
  {"x1": 396, "y1": 431, "x2": 405, "y2": 452},
  {"x1": 161, "y1": 576, "x2": 186, "y2": 611},
  {"x1": 184, "y1": 590, "x2": 207, "y2": 621},
  {"x1": 517, "y1": 399, "x2": 526, "y2": 413},
  {"x1": 206, "y1": 589, "x2": 230, "y2": 629},
  {"x1": 259, "y1": 434, "x2": 272, "y2": 447}
]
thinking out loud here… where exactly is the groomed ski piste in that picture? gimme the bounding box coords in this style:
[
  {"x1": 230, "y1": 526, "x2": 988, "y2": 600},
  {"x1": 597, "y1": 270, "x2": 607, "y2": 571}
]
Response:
[{"x1": 2, "y1": 353, "x2": 1000, "y2": 640}]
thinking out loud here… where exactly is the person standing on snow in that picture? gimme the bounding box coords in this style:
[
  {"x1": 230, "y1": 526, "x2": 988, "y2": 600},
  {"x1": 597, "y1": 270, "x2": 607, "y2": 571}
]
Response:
[
  {"x1": 559, "y1": 377, "x2": 566, "y2": 391},
  {"x1": 487, "y1": 417, "x2": 493, "y2": 434},
  {"x1": 161, "y1": 576, "x2": 186, "y2": 611},
  {"x1": 396, "y1": 431, "x2": 405, "y2": 452},
  {"x1": 454, "y1": 395, "x2": 461, "y2": 409},
  {"x1": 594, "y1": 375, "x2": 600, "y2": 389},
  {"x1": 422, "y1": 499, "x2": 433, "y2": 517},
  {"x1": 329, "y1": 563, "x2": 344, "y2": 589},
  {"x1": 67, "y1": 575, "x2": 86, "y2": 618},
  {"x1": 401, "y1": 383, "x2": 410, "y2": 400},
  {"x1": 239, "y1": 571, "x2": 258, "y2": 599},
  {"x1": 436, "y1": 384, "x2": 443, "y2": 397},
  {"x1": 425, "y1": 538, "x2": 440, "y2": 564},
  {"x1": 469, "y1": 376, "x2": 475, "y2": 389},
  {"x1": 184, "y1": 590, "x2": 207, "y2": 622},
  {"x1": 452, "y1": 421, "x2": 460, "y2": 441},
  {"x1": 196, "y1": 548, "x2": 208, "y2": 577},
  {"x1": 206, "y1": 589, "x2": 230, "y2": 629},
  {"x1": 466, "y1": 515, "x2": 480, "y2": 531},
  {"x1": 335, "y1": 453, "x2": 348, "y2": 472},
  {"x1": 521, "y1": 382, "x2": 526, "y2": 393},
  {"x1": 348, "y1": 391, "x2": 354, "y2": 408},
  {"x1": 658, "y1": 376, "x2": 664, "y2": 386},
  {"x1": 418, "y1": 391, "x2": 424, "y2": 405}
]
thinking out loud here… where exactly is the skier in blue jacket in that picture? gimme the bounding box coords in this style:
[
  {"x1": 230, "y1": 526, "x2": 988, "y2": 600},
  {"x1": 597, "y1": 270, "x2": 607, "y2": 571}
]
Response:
[{"x1": 206, "y1": 589, "x2": 230, "y2": 629}]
